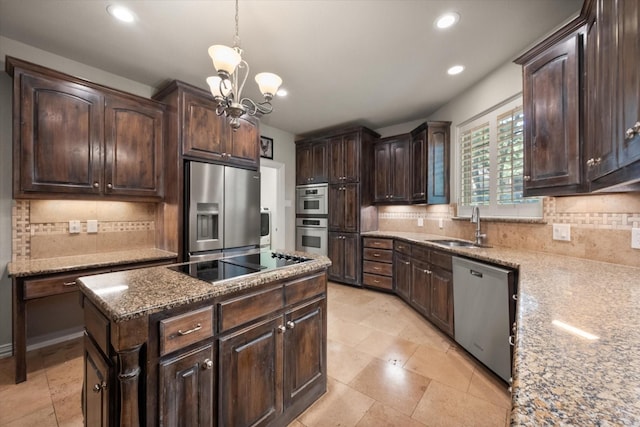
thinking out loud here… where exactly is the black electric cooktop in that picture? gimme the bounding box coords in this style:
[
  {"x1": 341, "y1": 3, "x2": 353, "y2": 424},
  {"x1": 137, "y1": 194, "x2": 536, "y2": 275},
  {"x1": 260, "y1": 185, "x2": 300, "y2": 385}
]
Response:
[{"x1": 169, "y1": 251, "x2": 311, "y2": 283}]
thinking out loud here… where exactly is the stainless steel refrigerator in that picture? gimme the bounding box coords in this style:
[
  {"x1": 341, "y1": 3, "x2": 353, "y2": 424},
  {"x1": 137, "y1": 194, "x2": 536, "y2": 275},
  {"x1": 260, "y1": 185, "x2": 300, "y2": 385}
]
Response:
[{"x1": 187, "y1": 161, "x2": 260, "y2": 260}]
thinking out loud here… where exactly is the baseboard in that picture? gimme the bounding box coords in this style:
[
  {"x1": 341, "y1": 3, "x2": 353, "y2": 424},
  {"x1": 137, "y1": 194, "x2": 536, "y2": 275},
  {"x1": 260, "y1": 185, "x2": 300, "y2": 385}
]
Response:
[{"x1": 0, "y1": 328, "x2": 84, "y2": 359}]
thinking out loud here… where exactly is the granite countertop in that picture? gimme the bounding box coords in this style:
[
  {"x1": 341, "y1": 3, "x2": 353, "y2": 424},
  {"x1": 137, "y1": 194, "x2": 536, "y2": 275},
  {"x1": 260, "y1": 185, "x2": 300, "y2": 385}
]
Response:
[
  {"x1": 6, "y1": 248, "x2": 178, "y2": 277},
  {"x1": 77, "y1": 251, "x2": 332, "y2": 324},
  {"x1": 362, "y1": 231, "x2": 640, "y2": 425}
]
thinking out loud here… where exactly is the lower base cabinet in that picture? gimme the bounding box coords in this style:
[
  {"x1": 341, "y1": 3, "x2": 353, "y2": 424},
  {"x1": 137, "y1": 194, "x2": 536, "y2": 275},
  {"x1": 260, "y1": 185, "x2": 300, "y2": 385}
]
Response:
[
  {"x1": 83, "y1": 335, "x2": 112, "y2": 427},
  {"x1": 328, "y1": 233, "x2": 360, "y2": 285}
]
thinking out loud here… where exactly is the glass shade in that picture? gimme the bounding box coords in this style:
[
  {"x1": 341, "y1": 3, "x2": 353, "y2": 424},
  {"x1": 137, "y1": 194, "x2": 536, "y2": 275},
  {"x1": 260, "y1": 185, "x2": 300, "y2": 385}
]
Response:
[
  {"x1": 255, "y1": 72, "x2": 282, "y2": 96},
  {"x1": 206, "y1": 76, "x2": 232, "y2": 98},
  {"x1": 208, "y1": 45, "x2": 241, "y2": 76}
]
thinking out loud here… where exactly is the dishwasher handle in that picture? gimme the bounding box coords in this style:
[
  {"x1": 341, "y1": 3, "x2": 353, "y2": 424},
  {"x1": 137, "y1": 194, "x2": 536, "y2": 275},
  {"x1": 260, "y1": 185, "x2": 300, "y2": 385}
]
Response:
[{"x1": 470, "y1": 269, "x2": 483, "y2": 278}]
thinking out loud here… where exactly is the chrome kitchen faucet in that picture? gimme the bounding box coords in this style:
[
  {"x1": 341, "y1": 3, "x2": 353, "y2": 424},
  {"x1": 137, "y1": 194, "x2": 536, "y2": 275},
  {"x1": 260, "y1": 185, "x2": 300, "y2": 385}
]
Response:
[{"x1": 470, "y1": 206, "x2": 486, "y2": 245}]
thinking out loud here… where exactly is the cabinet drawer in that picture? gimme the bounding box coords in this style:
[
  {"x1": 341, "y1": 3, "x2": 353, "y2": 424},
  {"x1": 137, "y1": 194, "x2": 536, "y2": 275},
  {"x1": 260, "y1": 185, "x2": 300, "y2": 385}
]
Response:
[
  {"x1": 24, "y1": 273, "x2": 81, "y2": 299},
  {"x1": 363, "y1": 260, "x2": 393, "y2": 277},
  {"x1": 363, "y1": 273, "x2": 393, "y2": 290},
  {"x1": 430, "y1": 251, "x2": 452, "y2": 271},
  {"x1": 363, "y1": 238, "x2": 393, "y2": 250},
  {"x1": 411, "y1": 244, "x2": 430, "y2": 262},
  {"x1": 84, "y1": 299, "x2": 110, "y2": 357},
  {"x1": 160, "y1": 306, "x2": 214, "y2": 356},
  {"x1": 394, "y1": 241, "x2": 411, "y2": 256},
  {"x1": 285, "y1": 273, "x2": 326, "y2": 306},
  {"x1": 218, "y1": 285, "x2": 284, "y2": 333},
  {"x1": 363, "y1": 248, "x2": 393, "y2": 263}
]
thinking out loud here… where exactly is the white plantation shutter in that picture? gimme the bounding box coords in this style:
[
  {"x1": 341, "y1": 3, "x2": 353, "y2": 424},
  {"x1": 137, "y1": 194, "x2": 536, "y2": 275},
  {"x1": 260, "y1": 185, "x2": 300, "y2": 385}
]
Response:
[
  {"x1": 460, "y1": 123, "x2": 490, "y2": 206},
  {"x1": 457, "y1": 96, "x2": 541, "y2": 218}
]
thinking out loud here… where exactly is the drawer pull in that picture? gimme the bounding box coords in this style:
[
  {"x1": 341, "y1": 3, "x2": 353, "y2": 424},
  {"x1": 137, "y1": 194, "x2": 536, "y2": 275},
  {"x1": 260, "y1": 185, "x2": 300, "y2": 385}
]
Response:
[
  {"x1": 374, "y1": 267, "x2": 381, "y2": 271},
  {"x1": 63, "y1": 281, "x2": 77, "y2": 287},
  {"x1": 177, "y1": 324, "x2": 202, "y2": 336},
  {"x1": 402, "y1": 261, "x2": 410, "y2": 265},
  {"x1": 373, "y1": 253, "x2": 380, "y2": 257},
  {"x1": 202, "y1": 359, "x2": 213, "y2": 370},
  {"x1": 374, "y1": 280, "x2": 380, "y2": 284}
]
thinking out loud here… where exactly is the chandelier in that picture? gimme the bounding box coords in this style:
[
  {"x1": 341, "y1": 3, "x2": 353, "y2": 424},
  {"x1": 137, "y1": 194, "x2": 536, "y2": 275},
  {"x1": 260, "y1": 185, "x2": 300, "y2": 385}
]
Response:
[{"x1": 206, "y1": 0, "x2": 283, "y2": 130}]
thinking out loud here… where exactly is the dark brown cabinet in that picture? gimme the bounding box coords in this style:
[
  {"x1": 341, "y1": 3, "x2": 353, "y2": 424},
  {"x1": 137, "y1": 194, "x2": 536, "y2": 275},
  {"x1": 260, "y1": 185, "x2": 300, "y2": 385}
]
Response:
[
  {"x1": 409, "y1": 122, "x2": 452, "y2": 204},
  {"x1": 517, "y1": 25, "x2": 585, "y2": 196},
  {"x1": 586, "y1": 0, "x2": 640, "y2": 190},
  {"x1": 328, "y1": 183, "x2": 359, "y2": 233},
  {"x1": 83, "y1": 335, "x2": 112, "y2": 427},
  {"x1": 373, "y1": 135, "x2": 411, "y2": 203},
  {"x1": 362, "y1": 238, "x2": 394, "y2": 291},
  {"x1": 159, "y1": 344, "x2": 214, "y2": 426},
  {"x1": 7, "y1": 57, "x2": 164, "y2": 201},
  {"x1": 178, "y1": 85, "x2": 259, "y2": 169},
  {"x1": 327, "y1": 232, "x2": 360, "y2": 285},
  {"x1": 393, "y1": 241, "x2": 412, "y2": 302},
  {"x1": 429, "y1": 266, "x2": 454, "y2": 337},
  {"x1": 219, "y1": 316, "x2": 283, "y2": 427},
  {"x1": 296, "y1": 140, "x2": 328, "y2": 185},
  {"x1": 328, "y1": 133, "x2": 360, "y2": 184},
  {"x1": 410, "y1": 257, "x2": 432, "y2": 318}
]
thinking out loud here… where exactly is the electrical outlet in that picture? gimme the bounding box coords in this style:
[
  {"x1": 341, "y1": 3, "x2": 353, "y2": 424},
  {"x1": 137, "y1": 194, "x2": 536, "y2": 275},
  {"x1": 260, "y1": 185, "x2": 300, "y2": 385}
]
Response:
[
  {"x1": 417, "y1": 217, "x2": 424, "y2": 227},
  {"x1": 632, "y1": 228, "x2": 640, "y2": 249},
  {"x1": 87, "y1": 220, "x2": 98, "y2": 233},
  {"x1": 552, "y1": 223, "x2": 571, "y2": 241},
  {"x1": 438, "y1": 218, "x2": 444, "y2": 229},
  {"x1": 69, "y1": 220, "x2": 81, "y2": 234}
]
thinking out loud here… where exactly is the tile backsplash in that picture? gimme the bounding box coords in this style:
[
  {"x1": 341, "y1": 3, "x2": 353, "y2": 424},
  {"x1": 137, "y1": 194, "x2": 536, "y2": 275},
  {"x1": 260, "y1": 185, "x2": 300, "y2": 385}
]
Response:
[
  {"x1": 378, "y1": 193, "x2": 640, "y2": 268},
  {"x1": 12, "y1": 200, "x2": 156, "y2": 261}
]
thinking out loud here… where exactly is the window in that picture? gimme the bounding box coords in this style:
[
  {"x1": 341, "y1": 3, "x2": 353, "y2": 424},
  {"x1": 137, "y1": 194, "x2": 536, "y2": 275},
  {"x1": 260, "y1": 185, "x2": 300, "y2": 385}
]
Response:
[{"x1": 457, "y1": 96, "x2": 541, "y2": 218}]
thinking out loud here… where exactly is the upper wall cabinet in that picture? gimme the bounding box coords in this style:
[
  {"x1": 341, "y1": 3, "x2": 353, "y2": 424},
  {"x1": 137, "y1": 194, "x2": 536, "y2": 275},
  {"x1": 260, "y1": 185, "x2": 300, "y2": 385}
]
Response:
[
  {"x1": 153, "y1": 80, "x2": 259, "y2": 170},
  {"x1": 410, "y1": 121, "x2": 451, "y2": 205},
  {"x1": 296, "y1": 139, "x2": 327, "y2": 185},
  {"x1": 6, "y1": 57, "x2": 164, "y2": 201},
  {"x1": 585, "y1": 0, "x2": 640, "y2": 191},
  {"x1": 373, "y1": 134, "x2": 411, "y2": 203},
  {"x1": 515, "y1": 24, "x2": 586, "y2": 197}
]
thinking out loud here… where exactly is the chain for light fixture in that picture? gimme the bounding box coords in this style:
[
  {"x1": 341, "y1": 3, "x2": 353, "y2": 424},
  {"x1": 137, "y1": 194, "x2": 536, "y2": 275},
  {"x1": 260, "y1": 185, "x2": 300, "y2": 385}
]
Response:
[{"x1": 206, "y1": 0, "x2": 282, "y2": 130}]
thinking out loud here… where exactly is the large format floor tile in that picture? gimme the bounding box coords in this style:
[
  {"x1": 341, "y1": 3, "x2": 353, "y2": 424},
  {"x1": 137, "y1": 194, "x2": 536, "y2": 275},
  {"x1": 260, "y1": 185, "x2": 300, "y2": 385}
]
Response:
[{"x1": 0, "y1": 281, "x2": 511, "y2": 426}]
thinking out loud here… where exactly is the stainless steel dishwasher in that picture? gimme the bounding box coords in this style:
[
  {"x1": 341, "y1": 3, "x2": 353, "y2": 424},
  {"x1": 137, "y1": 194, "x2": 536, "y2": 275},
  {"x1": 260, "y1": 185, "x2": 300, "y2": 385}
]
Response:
[{"x1": 452, "y1": 257, "x2": 514, "y2": 382}]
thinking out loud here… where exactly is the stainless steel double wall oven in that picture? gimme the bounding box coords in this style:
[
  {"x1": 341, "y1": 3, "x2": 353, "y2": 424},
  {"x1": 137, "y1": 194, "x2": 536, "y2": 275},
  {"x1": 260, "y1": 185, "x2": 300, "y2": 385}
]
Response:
[{"x1": 295, "y1": 183, "x2": 328, "y2": 255}]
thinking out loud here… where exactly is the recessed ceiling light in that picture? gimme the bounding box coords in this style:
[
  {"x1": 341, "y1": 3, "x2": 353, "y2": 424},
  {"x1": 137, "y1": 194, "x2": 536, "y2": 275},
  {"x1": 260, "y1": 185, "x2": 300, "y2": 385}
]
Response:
[
  {"x1": 447, "y1": 65, "x2": 465, "y2": 75},
  {"x1": 107, "y1": 5, "x2": 135, "y2": 23},
  {"x1": 436, "y1": 12, "x2": 460, "y2": 29},
  {"x1": 276, "y1": 88, "x2": 288, "y2": 97}
]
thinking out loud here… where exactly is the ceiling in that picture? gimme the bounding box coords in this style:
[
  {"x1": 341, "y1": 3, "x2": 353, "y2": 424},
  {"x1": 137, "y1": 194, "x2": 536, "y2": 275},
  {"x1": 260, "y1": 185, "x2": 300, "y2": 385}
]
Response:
[{"x1": 0, "y1": 0, "x2": 582, "y2": 136}]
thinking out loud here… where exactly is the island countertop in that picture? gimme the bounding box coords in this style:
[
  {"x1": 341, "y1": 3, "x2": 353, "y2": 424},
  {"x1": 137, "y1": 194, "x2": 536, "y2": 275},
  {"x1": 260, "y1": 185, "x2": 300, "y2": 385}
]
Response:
[
  {"x1": 362, "y1": 231, "x2": 640, "y2": 425},
  {"x1": 77, "y1": 251, "x2": 332, "y2": 323}
]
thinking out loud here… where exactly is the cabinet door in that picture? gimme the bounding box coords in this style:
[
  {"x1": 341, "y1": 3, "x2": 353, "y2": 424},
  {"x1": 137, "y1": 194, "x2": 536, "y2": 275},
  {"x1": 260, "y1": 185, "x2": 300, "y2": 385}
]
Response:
[
  {"x1": 284, "y1": 299, "x2": 326, "y2": 409},
  {"x1": 523, "y1": 31, "x2": 582, "y2": 194},
  {"x1": 159, "y1": 344, "x2": 214, "y2": 427},
  {"x1": 587, "y1": 0, "x2": 619, "y2": 182},
  {"x1": 429, "y1": 267, "x2": 454, "y2": 337},
  {"x1": 182, "y1": 90, "x2": 228, "y2": 161},
  {"x1": 84, "y1": 335, "x2": 111, "y2": 427},
  {"x1": 342, "y1": 183, "x2": 360, "y2": 233},
  {"x1": 373, "y1": 143, "x2": 390, "y2": 202},
  {"x1": 389, "y1": 139, "x2": 410, "y2": 202},
  {"x1": 394, "y1": 252, "x2": 412, "y2": 303},
  {"x1": 327, "y1": 232, "x2": 344, "y2": 281},
  {"x1": 410, "y1": 129, "x2": 427, "y2": 202},
  {"x1": 410, "y1": 258, "x2": 431, "y2": 317},
  {"x1": 342, "y1": 233, "x2": 360, "y2": 284},
  {"x1": 229, "y1": 116, "x2": 259, "y2": 168},
  {"x1": 343, "y1": 133, "x2": 360, "y2": 182},
  {"x1": 618, "y1": 0, "x2": 640, "y2": 168},
  {"x1": 18, "y1": 72, "x2": 103, "y2": 195},
  {"x1": 328, "y1": 137, "x2": 344, "y2": 184},
  {"x1": 104, "y1": 95, "x2": 163, "y2": 198},
  {"x1": 328, "y1": 184, "x2": 344, "y2": 231},
  {"x1": 219, "y1": 316, "x2": 283, "y2": 427},
  {"x1": 427, "y1": 124, "x2": 450, "y2": 204},
  {"x1": 311, "y1": 141, "x2": 328, "y2": 183},
  {"x1": 296, "y1": 143, "x2": 312, "y2": 185}
]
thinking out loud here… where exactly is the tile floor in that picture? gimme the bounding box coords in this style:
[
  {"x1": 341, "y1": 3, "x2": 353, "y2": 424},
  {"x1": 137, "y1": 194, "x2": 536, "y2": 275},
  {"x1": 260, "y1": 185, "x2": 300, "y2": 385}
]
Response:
[{"x1": 0, "y1": 282, "x2": 511, "y2": 426}]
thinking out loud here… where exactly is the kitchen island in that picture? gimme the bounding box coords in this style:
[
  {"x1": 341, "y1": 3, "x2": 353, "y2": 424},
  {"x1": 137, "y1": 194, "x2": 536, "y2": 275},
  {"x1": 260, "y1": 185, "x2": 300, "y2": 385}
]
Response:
[
  {"x1": 362, "y1": 231, "x2": 640, "y2": 426},
  {"x1": 77, "y1": 250, "x2": 331, "y2": 427}
]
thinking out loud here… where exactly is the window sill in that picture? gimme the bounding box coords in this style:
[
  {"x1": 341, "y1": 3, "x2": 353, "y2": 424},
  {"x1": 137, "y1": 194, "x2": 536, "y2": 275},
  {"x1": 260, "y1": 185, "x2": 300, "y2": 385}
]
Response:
[{"x1": 451, "y1": 216, "x2": 546, "y2": 224}]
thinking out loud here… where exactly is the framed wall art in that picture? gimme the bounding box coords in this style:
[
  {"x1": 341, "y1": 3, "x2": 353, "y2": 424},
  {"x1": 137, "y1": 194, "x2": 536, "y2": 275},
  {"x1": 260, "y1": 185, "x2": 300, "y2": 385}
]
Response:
[{"x1": 260, "y1": 136, "x2": 273, "y2": 159}]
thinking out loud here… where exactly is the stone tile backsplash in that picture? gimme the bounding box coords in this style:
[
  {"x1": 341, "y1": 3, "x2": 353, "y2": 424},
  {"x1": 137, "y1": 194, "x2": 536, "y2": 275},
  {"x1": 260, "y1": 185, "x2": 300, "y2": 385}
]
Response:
[
  {"x1": 378, "y1": 193, "x2": 640, "y2": 268},
  {"x1": 12, "y1": 200, "x2": 156, "y2": 261}
]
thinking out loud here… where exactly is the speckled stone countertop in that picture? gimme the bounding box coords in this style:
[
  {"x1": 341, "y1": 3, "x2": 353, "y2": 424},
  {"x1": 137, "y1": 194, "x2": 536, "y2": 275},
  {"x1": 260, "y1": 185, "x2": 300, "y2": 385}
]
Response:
[
  {"x1": 77, "y1": 251, "x2": 332, "y2": 324},
  {"x1": 7, "y1": 248, "x2": 178, "y2": 277},
  {"x1": 363, "y1": 231, "x2": 640, "y2": 425}
]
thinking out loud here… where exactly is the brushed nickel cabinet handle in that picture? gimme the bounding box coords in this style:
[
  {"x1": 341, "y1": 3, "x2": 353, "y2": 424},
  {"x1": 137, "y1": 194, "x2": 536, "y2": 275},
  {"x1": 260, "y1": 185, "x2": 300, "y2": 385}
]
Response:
[
  {"x1": 177, "y1": 323, "x2": 202, "y2": 336},
  {"x1": 93, "y1": 182, "x2": 99, "y2": 188},
  {"x1": 277, "y1": 325, "x2": 287, "y2": 333},
  {"x1": 373, "y1": 253, "x2": 380, "y2": 257},
  {"x1": 107, "y1": 183, "x2": 113, "y2": 189},
  {"x1": 523, "y1": 175, "x2": 531, "y2": 181},
  {"x1": 92, "y1": 382, "x2": 107, "y2": 393},
  {"x1": 286, "y1": 321, "x2": 295, "y2": 329},
  {"x1": 202, "y1": 359, "x2": 213, "y2": 370},
  {"x1": 63, "y1": 281, "x2": 77, "y2": 287}
]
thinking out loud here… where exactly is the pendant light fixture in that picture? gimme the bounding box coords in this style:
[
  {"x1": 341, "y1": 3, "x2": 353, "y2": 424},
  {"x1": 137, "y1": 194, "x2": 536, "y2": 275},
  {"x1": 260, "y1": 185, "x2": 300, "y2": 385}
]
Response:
[{"x1": 206, "y1": 0, "x2": 283, "y2": 130}]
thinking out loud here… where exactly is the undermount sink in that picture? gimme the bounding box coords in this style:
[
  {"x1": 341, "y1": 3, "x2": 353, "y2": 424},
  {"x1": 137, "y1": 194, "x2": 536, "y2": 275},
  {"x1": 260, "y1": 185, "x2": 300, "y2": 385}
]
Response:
[{"x1": 428, "y1": 239, "x2": 482, "y2": 248}]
